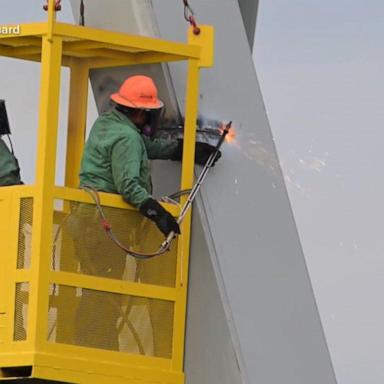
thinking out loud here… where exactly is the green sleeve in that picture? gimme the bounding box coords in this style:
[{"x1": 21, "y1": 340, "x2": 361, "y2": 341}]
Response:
[
  {"x1": 0, "y1": 138, "x2": 22, "y2": 186},
  {"x1": 142, "y1": 136, "x2": 178, "y2": 160},
  {"x1": 111, "y1": 135, "x2": 150, "y2": 208}
]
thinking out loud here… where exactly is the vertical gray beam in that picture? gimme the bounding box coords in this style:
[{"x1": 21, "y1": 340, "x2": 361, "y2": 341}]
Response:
[{"x1": 153, "y1": 1, "x2": 338, "y2": 383}]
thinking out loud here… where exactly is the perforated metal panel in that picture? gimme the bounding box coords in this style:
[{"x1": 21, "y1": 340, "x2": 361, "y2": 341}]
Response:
[
  {"x1": 17, "y1": 198, "x2": 33, "y2": 269},
  {"x1": 14, "y1": 282, "x2": 29, "y2": 341},
  {"x1": 52, "y1": 201, "x2": 178, "y2": 287},
  {"x1": 48, "y1": 284, "x2": 174, "y2": 359}
]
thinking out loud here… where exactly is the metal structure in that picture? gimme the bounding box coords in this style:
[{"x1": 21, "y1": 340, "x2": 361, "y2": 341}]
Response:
[{"x1": 0, "y1": 1, "x2": 213, "y2": 382}]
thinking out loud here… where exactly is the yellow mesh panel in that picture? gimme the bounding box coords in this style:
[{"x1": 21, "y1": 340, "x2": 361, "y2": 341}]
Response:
[
  {"x1": 48, "y1": 285, "x2": 174, "y2": 359},
  {"x1": 17, "y1": 198, "x2": 33, "y2": 269},
  {"x1": 14, "y1": 282, "x2": 29, "y2": 341},
  {"x1": 52, "y1": 201, "x2": 178, "y2": 287}
]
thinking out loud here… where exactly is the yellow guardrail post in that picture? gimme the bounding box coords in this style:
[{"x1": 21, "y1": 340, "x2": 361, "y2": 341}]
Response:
[
  {"x1": 47, "y1": 0, "x2": 56, "y2": 43},
  {"x1": 28, "y1": 31, "x2": 62, "y2": 351},
  {"x1": 56, "y1": 57, "x2": 90, "y2": 347},
  {"x1": 172, "y1": 56, "x2": 200, "y2": 372},
  {"x1": 171, "y1": 25, "x2": 214, "y2": 373},
  {"x1": 65, "y1": 58, "x2": 89, "y2": 188}
]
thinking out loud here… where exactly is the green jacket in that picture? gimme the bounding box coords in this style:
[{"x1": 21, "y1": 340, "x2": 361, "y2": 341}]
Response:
[
  {"x1": 79, "y1": 109, "x2": 178, "y2": 208},
  {"x1": 0, "y1": 137, "x2": 22, "y2": 186}
]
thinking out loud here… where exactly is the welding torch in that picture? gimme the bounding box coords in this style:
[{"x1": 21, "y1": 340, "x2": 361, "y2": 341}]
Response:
[{"x1": 160, "y1": 121, "x2": 232, "y2": 251}]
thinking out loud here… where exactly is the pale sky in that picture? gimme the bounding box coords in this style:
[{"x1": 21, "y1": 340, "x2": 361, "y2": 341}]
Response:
[{"x1": 254, "y1": 1, "x2": 384, "y2": 383}]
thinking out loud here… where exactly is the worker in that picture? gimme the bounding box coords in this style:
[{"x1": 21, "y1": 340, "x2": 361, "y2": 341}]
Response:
[
  {"x1": 71, "y1": 75, "x2": 220, "y2": 353},
  {"x1": 80, "y1": 75, "x2": 219, "y2": 235}
]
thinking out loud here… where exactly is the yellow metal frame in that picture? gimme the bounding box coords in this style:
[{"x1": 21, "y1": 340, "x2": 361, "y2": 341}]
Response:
[{"x1": 0, "y1": 1, "x2": 213, "y2": 383}]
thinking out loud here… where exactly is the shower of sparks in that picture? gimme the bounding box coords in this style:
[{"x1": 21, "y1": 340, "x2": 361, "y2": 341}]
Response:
[
  {"x1": 199, "y1": 118, "x2": 329, "y2": 199},
  {"x1": 219, "y1": 122, "x2": 237, "y2": 144}
]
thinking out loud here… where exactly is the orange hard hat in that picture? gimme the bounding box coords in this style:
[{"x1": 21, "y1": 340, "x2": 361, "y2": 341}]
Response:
[{"x1": 110, "y1": 75, "x2": 163, "y2": 110}]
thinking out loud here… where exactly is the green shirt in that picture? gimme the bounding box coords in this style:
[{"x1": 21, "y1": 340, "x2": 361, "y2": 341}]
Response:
[
  {"x1": 79, "y1": 109, "x2": 178, "y2": 208},
  {"x1": 0, "y1": 137, "x2": 22, "y2": 186}
]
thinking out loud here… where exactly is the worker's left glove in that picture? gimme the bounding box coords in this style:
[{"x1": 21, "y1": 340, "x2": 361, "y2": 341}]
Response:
[
  {"x1": 172, "y1": 139, "x2": 221, "y2": 166},
  {"x1": 139, "y1": 198, "x2": 181, "y2": 237}
]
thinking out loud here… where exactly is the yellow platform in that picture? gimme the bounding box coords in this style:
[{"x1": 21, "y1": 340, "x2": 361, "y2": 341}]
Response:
[{"x1": 0, "y1": 1, "x2": 214, "y2": 383}]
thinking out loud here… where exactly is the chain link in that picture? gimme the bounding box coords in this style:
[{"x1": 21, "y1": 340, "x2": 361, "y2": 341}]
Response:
[
  {"x1": 182, "y1": 0, "x2": 201, "y2": 35},
  {"x1": 43, "y1": 0, "x2": 62, "y2": 11}
]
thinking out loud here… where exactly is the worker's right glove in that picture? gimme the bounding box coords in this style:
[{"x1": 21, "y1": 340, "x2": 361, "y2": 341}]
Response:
[
  {"x1": 195, "y1": 141, "x2": 221, "y2": 166},
  {"x1": 139, "y1": 198, "x2": 181, "y2": 237},
  {"x1": 172, "y1": 139, "x2": 221, "y2": 166}
]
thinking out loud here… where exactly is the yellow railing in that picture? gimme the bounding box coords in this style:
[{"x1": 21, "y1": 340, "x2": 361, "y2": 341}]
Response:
[{"x1": 1, "y1": 185, "x2": 182, "y2": 382}]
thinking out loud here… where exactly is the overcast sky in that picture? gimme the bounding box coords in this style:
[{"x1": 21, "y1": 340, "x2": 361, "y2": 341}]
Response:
[{"x1": 254, "y1": 1, "x2": 384, "y2": 383}]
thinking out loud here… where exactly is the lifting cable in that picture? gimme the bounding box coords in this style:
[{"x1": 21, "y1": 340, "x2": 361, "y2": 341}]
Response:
[
  {"x1": 182, "y1": 0, "x2": 201, "y2": 35},
  {"x1": 79, "y1": 0, "x2": 85, "y2": 26},
  {"x1": 82, "y1": 122, "x2": 232, "y2": 260}
]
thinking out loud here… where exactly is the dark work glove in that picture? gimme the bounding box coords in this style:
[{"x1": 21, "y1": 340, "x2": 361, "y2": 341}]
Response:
[
  {"x1": 139, "y1": 198, "x2": 181, "y2": 237},
  {"x1": 195, "y1": 141, "x2": 221, "y2": 166},
  {"x1": 172, "y1": 139, "x2": 221, "y2": 166}
]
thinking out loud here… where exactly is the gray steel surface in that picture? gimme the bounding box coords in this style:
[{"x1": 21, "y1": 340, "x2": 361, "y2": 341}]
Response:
[
  {"x1": 153, "y1": 1, "x2": 338, "y2": 383},
  {"x1": 184, "y1": 203, "x2": 243, "y2": 384}
]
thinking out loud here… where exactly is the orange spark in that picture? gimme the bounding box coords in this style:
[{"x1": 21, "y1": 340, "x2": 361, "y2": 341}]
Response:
[{"x1": 219, "y1": 122, "x2": 237, "y2": 144}]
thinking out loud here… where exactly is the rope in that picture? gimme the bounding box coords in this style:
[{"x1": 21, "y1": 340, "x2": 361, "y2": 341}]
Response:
[
  {"x1": 43, "y1": 0, "x2": 61, "y2": 11},
  {"x1": 182, "y1": 0, "x2": 201, "y2": 35}
]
